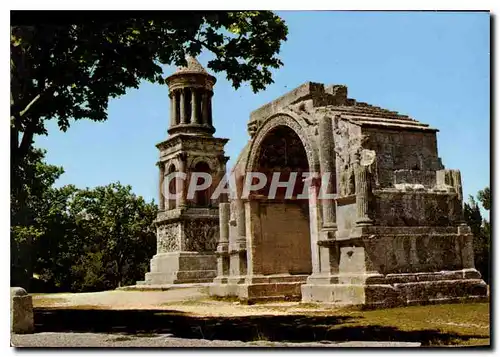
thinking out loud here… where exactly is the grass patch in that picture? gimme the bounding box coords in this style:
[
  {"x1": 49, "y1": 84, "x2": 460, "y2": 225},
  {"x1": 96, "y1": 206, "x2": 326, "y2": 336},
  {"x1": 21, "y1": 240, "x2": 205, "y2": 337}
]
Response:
[
  {"x1": 207, "y1": 295, "x2": 241, "y2": 303},
  {"x1": 160, "y1": 298, "x2": 211, "y2": 307},
  {"x1": 328, "y1": 302, "x2": 490, "y2": 346}
]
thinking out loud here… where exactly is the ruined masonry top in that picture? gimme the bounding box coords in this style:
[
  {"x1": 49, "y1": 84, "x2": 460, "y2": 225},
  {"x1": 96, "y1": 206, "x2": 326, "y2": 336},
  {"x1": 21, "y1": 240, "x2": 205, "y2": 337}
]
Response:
[{"x1": 247, "y1": 82, "x2": 438, "y2": 137}]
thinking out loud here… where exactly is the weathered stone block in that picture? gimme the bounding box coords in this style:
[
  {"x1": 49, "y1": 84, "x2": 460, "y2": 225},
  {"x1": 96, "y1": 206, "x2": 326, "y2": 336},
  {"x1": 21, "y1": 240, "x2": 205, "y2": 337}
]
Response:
[
  {"x1": 10, "y1": 287, "x2": 34, "y2": 334},
  {"x1": 209, "y1": 81, "x2": 487, "y2": 308}
]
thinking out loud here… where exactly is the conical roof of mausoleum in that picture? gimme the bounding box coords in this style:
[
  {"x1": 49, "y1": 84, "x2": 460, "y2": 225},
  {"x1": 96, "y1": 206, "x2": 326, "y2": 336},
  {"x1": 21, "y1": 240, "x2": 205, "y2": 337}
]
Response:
[{"x1": 174, "y1": 56, "x2": 208, "y2": 75}]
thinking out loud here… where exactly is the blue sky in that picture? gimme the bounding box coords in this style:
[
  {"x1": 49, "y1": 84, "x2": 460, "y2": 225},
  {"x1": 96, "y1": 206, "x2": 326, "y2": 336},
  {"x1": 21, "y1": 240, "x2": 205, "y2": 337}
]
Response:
[{"x1": 35, "y1": 11, "x2": 490, "y2": 215}]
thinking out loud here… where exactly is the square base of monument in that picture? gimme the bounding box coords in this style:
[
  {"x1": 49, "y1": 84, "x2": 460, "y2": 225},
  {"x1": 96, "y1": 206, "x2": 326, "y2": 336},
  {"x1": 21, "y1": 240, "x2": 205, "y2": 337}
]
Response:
[
  {"x1": 143, "y1": 252, "x2": 217, "y2": 285},
  {"x1": 301, "y1": 269, "x2": 488, "y2": 307},
  {"x1": 210, "y1": 274, "x2": 309, "y2": 303}
]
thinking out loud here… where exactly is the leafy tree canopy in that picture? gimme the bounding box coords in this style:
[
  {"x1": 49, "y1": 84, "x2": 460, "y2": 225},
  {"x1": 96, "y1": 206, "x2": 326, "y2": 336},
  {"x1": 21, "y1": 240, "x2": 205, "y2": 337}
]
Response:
[
  {"x1": 10, "y1": 12, "x2": 288, "y2": 169},
  {"x1": 14, "y1": 180, "x2": 157, "y2": 292},
  {"x1": 463, "y1": 186, "x2": 490, "y2": 284},
  {"x1": 477, "y1": 186, "x2": 490, "y2": 211}
]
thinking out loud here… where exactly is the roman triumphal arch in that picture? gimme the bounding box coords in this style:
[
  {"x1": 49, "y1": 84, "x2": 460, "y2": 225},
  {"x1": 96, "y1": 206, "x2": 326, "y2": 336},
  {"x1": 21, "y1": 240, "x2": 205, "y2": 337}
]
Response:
[{"x1": 209, "y1": 81, "x2": 488, "y2": 306}]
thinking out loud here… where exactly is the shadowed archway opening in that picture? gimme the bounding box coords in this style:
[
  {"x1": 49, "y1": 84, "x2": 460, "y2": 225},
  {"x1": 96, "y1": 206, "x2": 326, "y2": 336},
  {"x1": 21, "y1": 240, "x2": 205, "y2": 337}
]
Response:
[
  {"x1": 252, "y1": 125, "x2": 312, "y2": 275},
  {"x1": 193, "y1": 161, "x2": 211, "y2": 207},
  {"x1": 167, "y1": 164, "x2": 177, "y2": 209}
]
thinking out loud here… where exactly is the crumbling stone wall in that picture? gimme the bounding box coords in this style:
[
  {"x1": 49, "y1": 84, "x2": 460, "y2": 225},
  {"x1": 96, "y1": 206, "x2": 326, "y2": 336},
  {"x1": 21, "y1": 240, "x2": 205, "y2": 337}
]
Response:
[
  {"x1": 362, "y1": 128, "x2": 442, "y2": 188},
  {"x1": 373, "y1": 191, "x2": 462, "y2": 226}
]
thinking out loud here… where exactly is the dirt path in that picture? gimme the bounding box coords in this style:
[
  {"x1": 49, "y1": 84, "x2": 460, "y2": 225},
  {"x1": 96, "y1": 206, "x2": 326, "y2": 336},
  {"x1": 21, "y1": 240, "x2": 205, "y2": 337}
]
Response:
[
  {"x1": 34, "y1": 287, "x2": 208, "y2": 310},
  {"x1": 27, "y1": 288, "x2": 487, "y2": 347},
  {"x1": 33, "y1": 286, "x2": 337, "y2": 317}
]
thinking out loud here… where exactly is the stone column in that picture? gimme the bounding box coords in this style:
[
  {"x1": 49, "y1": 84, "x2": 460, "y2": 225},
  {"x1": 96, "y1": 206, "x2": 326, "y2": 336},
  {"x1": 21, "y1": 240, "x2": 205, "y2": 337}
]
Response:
[
  {"x1": 165, "y1": 163, "x2": 174, "y2": 210},
  {"x1": 235, "y1": 173, "x2": 247, "y2": 249},
  {"x1": 191, "y1": 89, "x2": 199, "y2": 124},
  {"x1": 409, "y1": 236, "x2": 419, "y2": 270},
  {"x1": 245, "y1": 200, "x2": 260, "y2": 275},
  {"x1": 219, "y1": 203, "x2": 230, "y2": 245},
  {"x1": 235, "y1": 200, "x2": 246, "y2": 242},
  {"x1": 159, "y1": 162, "x2": 165, "y2": 210},
  {"x1": 207, "y1": 92, "x2": 213, "y2": 126},
  {"x1": 169, "y1": 92, "x2": 176, "y2": 127},
  {"x1": 179, "y1": 88, "x2": 186, "y2": 124},
  {"x1": 216, "y1": 203, "x2": 230, "y2": 278},
  {"x1": 216, "y1": 155, "x2": 229, "y2": 204},
  {"x1": 458, "y1": 224, "x2": 475, "y2": 269},
  {"x1": 176, "y1": 154, "x2": 187, "y2": 208},
  {"x1": 308, "y1": 182, "x2": 321, "y2": 274},
  {"x1": 318, "y1": 115, "x2": 337, "y2": 229},
  {"x1": 355, "y1": 162, "x2": 373, "y2": 226},
  {"x1": 202, "y1": 92, "x2": 209, "y2": 125}
]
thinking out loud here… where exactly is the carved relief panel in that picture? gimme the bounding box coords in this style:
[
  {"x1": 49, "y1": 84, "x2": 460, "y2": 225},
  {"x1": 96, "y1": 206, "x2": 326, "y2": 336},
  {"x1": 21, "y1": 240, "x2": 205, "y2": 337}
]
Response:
[
  {"x1": 184, "y1": 219, "x2": 218, "y2": 252},
  {"x1": 333, "y1": 118, "x2": 371, "y2": 196},
  {"x1": 157, "y1": 223, "x2": 180, "y2": 253}
]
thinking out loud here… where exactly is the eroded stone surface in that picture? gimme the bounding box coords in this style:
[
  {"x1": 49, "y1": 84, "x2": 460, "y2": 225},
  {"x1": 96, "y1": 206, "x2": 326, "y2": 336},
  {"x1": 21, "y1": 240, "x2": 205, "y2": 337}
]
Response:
[
  {"x1": 11, "y1": 287, "x2": 34, "y2": 334},
  {"x1": 141, "y1": 59, "x2": 228, "y2": 286},
  {"x1": 209, "y1": 81, "x2": 487, "y2": 306}
]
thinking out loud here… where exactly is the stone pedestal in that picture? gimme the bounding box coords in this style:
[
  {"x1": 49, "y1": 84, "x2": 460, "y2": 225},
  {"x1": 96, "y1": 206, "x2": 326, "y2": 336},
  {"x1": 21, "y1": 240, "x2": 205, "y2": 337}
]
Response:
[
  {"x1": 301, "y1": 225, "x2": 488, "y2": 307},
  {"x1": 210, "y1": 274, "x2": 308, "y2": 302},
  {"x1": 10, "y1": 288, "x2": 34, "y2": 334},
  {"x1": 302, "y1": 269, "x2": 487, "y2": 307},
  {"x1": 143, "y1": 252, "x2": 217, "y2": 284},
  {"x1": 139, "y1": 208, "x2": 220, "y2": 285}
]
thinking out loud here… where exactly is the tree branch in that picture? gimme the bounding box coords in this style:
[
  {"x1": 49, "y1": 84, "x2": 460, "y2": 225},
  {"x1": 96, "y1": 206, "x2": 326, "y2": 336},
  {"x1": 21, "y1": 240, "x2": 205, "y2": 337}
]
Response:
[{"x1": 19, "y1": 93, "x2": 42, "y2": 118}]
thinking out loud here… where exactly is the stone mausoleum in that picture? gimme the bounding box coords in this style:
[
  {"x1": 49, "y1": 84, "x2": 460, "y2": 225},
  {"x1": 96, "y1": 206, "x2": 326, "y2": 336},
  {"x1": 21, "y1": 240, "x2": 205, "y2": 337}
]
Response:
[
  {"x1": 140, "y1": 57, "x2": 229, "y2": 285},
  {"x1": 143, "y1": 58, "x2": 487, "y2": 307}
]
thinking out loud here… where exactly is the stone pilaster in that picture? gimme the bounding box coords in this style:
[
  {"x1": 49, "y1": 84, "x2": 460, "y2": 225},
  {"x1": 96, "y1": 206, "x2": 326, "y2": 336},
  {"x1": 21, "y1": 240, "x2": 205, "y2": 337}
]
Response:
[
  {"x1": 216, "y1": 203, "x2": 230, "y2": 279},
  {"x1": 317, "y1": 115, "x2": 337, "y2": 229},
  {"x1": 355, "y1": 163, "x2": 373, "y2": 226},
  {"x1": 236, "y1": 198, "x2": 246, "y2": 243},
  {"x1": 308, "y1": 183, "x2": 321, "y2": 274},
  {"x1": 219, "y1": 203, "x2": 230, "y2": 245},
  {"x1": 158, "y1": 162, "x2": 165, "y2": 210},
  {"x1": 176, "y1": 153, "x2": 187, "y2": 209},
  {"x1": 452, "y1": 170, "x2": 463, "y2": 203}
]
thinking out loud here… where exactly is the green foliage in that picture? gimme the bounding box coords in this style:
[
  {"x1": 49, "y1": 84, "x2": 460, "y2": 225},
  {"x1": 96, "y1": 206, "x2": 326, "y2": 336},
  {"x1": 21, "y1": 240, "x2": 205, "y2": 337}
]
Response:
[
  {"x1": 10, "y1": 12, "x2": 287, "y2": 175},
  {"x1": 463, "y1": 187, "x2": 490, "y2": 283},
  {"x1": 10, "y1": 148, "x2": 65, "y2": 288},
  {"x1": 10, "y1": 15, "x2": 287, "y2": 287},
  {"x1": 30, "y1": 182, "x2": 157, "y2": 292},
  {"x1": 11, "y1": 13, "x2": 286, "y2": 290},
  {"x1": 10, "y1": 151, "x2": 157, "y2": 292},
  {"x1": 477, "y1": 187, "x2": 490, "y2": 211},
  {"x1": 68, "y1": 183, "x2": 157, "y2": 291}
]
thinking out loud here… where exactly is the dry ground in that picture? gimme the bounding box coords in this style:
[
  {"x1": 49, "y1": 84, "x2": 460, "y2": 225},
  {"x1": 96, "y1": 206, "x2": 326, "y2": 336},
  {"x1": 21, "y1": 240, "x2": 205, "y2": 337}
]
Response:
[{"x1": 19, "y1": 286, "x2": 490, "y2": 347}]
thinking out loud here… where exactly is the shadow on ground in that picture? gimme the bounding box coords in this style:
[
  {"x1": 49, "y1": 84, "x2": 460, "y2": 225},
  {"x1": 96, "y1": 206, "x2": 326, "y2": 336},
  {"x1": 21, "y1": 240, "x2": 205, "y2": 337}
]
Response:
[{"x1": 33, "y1": 308, "x2": 487, "y2": 346}]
